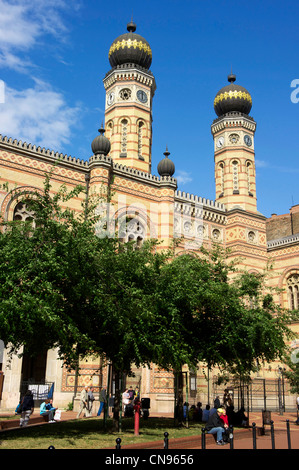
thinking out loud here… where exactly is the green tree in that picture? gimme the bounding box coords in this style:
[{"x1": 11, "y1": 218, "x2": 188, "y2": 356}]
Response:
[
  {"x1": 284, "y1": 350, "x2": 299, "y2": 395},
  {"x1": 155, "y1": 246, "x2": 298, "y2": 423}
]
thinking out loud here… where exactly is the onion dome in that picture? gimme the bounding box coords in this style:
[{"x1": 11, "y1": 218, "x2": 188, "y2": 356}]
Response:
[
  {"x1": 214, "y1": 74, "x2": 252, "y2": 117},
  {"x1": 91, "y1": 124, "x2": 111, "y2": 156},
  {"x1": 157, "y1": 147, "x2": 175, "y2": 177},
  {"x1": 108, "y1": 21, "x2": 152, "y2": 69}
]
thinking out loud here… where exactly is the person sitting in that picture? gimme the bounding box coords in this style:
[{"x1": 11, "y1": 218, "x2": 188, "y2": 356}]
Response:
[
  {"x1": 40, "y1": 399, "x2": 56, "y2": 423},
  {"x1": 205, "y1": 408, "x2": 229, "y2": 445},
  {"x1": 226, "y1": 404, "x2": 235, "y2": 425},
  {"x1": 188, "y1": 405, "x2": 196, "y2": 421},
  {"x1": 193, "y1": 402, "x2": 203, "y2": 422},
  {"x1": 219, "y1": 407, "x2": 230, "y2": 442},
  {"x1": 234, "y1": 407, "x2": 249, "y2": 427},
  {"x1": 183, "y1": 402, "x2": 189, "y2": 422},
  {"x1": 202, "y1": 404, "x2": 210, "y2": 422}
]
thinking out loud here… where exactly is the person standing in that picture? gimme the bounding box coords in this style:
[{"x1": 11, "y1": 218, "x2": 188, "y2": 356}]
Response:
[
  {"x1": 19, "y1": 390, "x2": 34, "y2": 427},
  {"x1": 134, "y1": 387, "x2": 140, "y2": 401},
  {"x1": 97, "y1": 388, "x2": 107, "y2": 417},
  {"x1": 128, "y1": 386, "x2": 134, "y2": 401},
  {"x1": 77, "y1": 385, "x2": 89, "y2": 418},
  {"x1": 87, "y1": 386, "x2": 95, "y2": 417},
  {"x1": 122, "y1": 389, "x2": 130, "y2": 413}
]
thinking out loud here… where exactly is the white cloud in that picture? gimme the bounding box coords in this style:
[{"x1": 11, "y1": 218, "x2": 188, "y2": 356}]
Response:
[
  {"x1": 0, "y1": 1, "x2": 83, "y2": 151},
  {"x1": 0, "y1": 80, "x2": 81, "y2": 150},
  {"x1": 0, "y1": 0, "x2": 78, "y2": 72},
  {"x1": 176, "y1": 170, "x2": 193, "y2": 185},
  {"x1": 255, "y1": 159, "x2": 269, "y2": 168}
]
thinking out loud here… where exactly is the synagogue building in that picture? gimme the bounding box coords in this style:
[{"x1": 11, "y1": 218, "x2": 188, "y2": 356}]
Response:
[{"x1": 0, "y1": 22, "x2": 298, "y2": 413}]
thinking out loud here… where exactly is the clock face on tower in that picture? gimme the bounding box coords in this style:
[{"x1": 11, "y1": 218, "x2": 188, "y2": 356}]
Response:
[
  {"x1": 107, "y1": 92, "x2": 115, "y2": 106},
  {"x1": 244, "y1": 134, "x2": 252, "y2": 147},
  {"x1": 216, "y1": 136, "x2": 224, "y2": 148},
  {"x1": 137, "y1": 89, "x2": 148, "y2": 104}
]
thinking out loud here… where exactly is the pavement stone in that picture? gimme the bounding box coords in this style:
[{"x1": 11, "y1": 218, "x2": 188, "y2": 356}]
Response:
[{"x1": 1, "y1": 410, "x2": 299, "y2": 450}]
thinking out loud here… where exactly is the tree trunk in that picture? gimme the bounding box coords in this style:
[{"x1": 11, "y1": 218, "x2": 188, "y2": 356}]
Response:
[
  {"x1": 112, "y1": 368, "x2": 122, "y2": 432},
  {"x1": 113, "y1": 369, "x2": 120, "y2": 432},
  {"x1": 175, "y1": 368, "x2": 184, "y2": 426}
]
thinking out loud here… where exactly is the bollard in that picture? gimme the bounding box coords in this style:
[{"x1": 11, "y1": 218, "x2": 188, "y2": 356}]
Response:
[
  {"x1": 229, "y1": 425, "x2": 234, "y2": 449},
  {"x1": 286, "y1": 419, "x2": 291, "y2": 449},
  {"x1": 252, "y1": 422, "x2": 257, "y2": 450},
  {"x1": 201, "y1": 427, "x2": 206, "y2": 449},
  {"x1": 115, "y1": 437, "x2": 121, "y2": 449},
  {"x1": 164, "y1": 432, "x2": 169, "y2": 449},
  {"x1": 270, "y1": 420, "x2": 275, "y2": 449}
]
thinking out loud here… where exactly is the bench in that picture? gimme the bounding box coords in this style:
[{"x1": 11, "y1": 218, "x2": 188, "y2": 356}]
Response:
[{"x1": 0, "y1": 415, "x2": 48, "y2": 431}]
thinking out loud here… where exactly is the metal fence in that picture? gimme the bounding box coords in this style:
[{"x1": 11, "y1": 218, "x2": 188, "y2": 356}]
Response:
[
  {"x1": 20, "y1": 381, "x2": 54, "y2": 405},
  {"x1": 213, "y1": 376, "x2": 293, "y2": 413}
]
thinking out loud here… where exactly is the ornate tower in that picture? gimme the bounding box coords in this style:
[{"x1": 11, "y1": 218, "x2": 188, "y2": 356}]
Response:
[
  {"x1": 103, "y1": 21, "x2": 156, "y2": 173},
  {"x1": 211, "y1": 74, "x2": 257, "y2": 213}
]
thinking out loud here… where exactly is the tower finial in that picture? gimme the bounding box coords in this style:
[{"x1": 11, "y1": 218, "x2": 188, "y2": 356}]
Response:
[
  {"x1": 164, "y1": 145, "x2": 170, "y2": 157},
  {"x1": 98, "y1": 121, "x2": 105, "y2": 135},
  {"x1": 228, "y1": 72, "x2": 236, "y2": 83},
  {"x1": 127, "y1": 17, "x2": 136, "y2": 32}
]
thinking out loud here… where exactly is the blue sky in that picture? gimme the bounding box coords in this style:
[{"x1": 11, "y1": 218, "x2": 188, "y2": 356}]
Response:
[{"x1": 0, "y1": 0, "x2": 298, "y2": 218}]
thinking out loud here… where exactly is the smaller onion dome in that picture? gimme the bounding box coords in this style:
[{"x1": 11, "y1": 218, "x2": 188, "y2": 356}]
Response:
[
  {"x1": 214, "y1": 73, "x2": 252, "y2": 117},
  {"x1": 108, "y1": 21, "x2": 152, "y2": 70},
  {"x1": 157, "y1": 147, "x2": 175, "y2": 177},
  {"x1": 91, "y1": 123, "x2": 111, "y2": 156}
]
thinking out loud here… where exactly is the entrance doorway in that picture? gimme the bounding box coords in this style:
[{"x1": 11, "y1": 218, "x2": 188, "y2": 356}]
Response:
[{"x1": 20, "y1": 351, "x2": 52, "y2": 405}]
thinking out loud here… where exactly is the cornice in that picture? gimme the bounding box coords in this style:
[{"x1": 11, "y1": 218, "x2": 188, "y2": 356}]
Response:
[
  {"x1": 0, "y1": 134, "x2": 89, "y2": 172},
  {"x1": 227, "y1": 207, "x2": 266, "y2": 222},
  {"x1": 175, "y1": 191, "x2": 227, "y2": 224},
  {"x1": 267, "y1": 233, "x2": 299, "y2": 251},
  {"x1": 211, "y1": 112, "x2": 256, "y2": 135},
  {"x1": 103, "y1": 64, "x2": 156, "y2": 93}
]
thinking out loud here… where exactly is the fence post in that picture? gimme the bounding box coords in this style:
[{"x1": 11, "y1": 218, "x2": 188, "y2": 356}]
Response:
[
  {"x1": 164, "y1": 432, "x2": 169, "y2": 449},
  {"x1": 286, "y1": 419, "x2": 291, "y2": 449},
  {"x1": 270, "y1": 420, "x2": 275, "y2": 449},
  {"x1": 229, "y1": 425, "x2": 234, "y2": 449},
  {"x1": 252, "y1": 422, "x2": 257, "y2": 449},
  {"x1": 115, "y1": 438, "x2": 121, "y2": 449},
  {"x1": 201, "y1": 427, "x2": 206, "y2": 449}
]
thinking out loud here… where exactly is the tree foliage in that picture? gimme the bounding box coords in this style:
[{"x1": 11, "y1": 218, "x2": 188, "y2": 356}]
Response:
[{"x1": 0, "y1": 172, "x2": 297, "y2": 393}]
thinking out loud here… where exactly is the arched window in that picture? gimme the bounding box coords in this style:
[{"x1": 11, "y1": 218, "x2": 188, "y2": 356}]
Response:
[
  {"x1": 106, "y1": 121, "x2": 113, "y2": 142},
  {"x1": 218, "y1": 162, "x2": 225, "y2": 195},
  {"x1": 287, "y1": 274, "x2": 299, "y2": 310},
  {"x1": 119, "y1": 217, "x2": 145, "y2": 247},
  {"x1": 246, "y1": 161, "x2": 253, "y2": 193},
  {"x1": 13, "y1": 202, "x2": 35, "y2": 227},
  {"x1": 232, "y1": 160, "x2": 239, "y2": 193},
  {"x1": 120, "y1": 119, "x2": 128, "y2": 157},
  {"x1": 138, "y1": 121, "x2": 145, "y2": 160}
]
